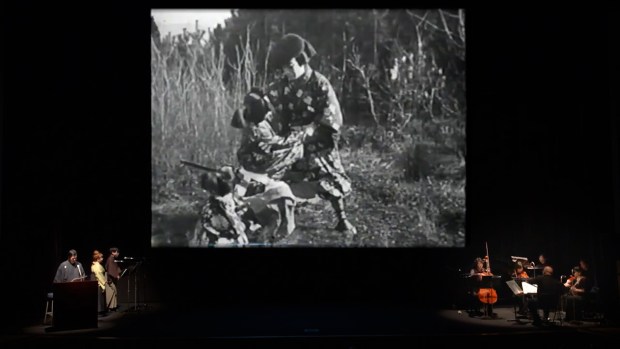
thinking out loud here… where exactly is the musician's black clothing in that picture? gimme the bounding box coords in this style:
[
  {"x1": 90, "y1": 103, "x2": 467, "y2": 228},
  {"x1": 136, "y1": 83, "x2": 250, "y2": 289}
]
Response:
[{"x1": 525, "y1": 275, "x2": 565, "y2": 325}]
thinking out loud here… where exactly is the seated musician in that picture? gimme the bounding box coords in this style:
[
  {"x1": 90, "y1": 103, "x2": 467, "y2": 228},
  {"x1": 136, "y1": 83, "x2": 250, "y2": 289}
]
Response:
[
  {"x1": 563, "y1": 266, "x2": 593, "y2": 322},
  {"x1": 468, "y1": 257, "x2": 496, "y2": 317},
  {"x1": 535, "y1": 253, "x2": 551, "y2": 268},
  {"x1": 470, "y1": 257, "x2": 489, "y2": 280},
  {"x1": 524, "y1": 266, "x2": 565, "y2": 326},
  {"x1": 578, "y1": 258, "x2": 591, "y2": 276},
  {"x1": 577, "y1": 257, "x2": 597, "y2": 289},
  {"x1": 512, "y1": 261, "x2": 529, "y2": 279},
  {"x1": 511, "y1": 262, "x2": 529, "y2": 314}
]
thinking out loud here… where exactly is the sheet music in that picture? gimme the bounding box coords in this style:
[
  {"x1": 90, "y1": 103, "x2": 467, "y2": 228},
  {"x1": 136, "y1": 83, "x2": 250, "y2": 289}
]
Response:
[
  {"x1": 522, "y1": 281, "x2": 538, "y2": 294},
  {"x1": 505, "y1": 280, "x2": 523, "y2": 295}
]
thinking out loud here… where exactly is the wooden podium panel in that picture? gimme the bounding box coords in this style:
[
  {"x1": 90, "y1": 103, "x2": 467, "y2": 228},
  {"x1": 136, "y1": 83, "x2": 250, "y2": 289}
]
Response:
[{"x1": 52, "y1": 280, "x2": 98, "y2": 329}]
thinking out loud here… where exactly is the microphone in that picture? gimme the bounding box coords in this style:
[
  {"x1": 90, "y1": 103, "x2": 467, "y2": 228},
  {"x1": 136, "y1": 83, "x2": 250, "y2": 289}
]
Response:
[{"x1": 74, "y1": 263, "x2": 86, "y2": 282}]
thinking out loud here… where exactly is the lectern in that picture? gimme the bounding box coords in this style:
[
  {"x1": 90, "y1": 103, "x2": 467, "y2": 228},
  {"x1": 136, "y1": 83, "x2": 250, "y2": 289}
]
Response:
[{"x1": 52, "y1": 280, "x2": 98, "y2": 329}]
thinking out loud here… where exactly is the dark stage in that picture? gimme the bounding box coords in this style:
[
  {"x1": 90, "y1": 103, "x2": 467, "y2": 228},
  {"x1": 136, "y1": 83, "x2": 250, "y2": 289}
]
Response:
[{"x1": 6, "y1": 301, "x2": 620, "y2": 348}]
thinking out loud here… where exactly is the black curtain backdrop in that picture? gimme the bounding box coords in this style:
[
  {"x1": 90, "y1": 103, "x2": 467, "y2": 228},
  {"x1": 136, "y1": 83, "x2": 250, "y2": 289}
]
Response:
[{"x1": 1, "y1": 5, "x2": 618, "y2": 332}]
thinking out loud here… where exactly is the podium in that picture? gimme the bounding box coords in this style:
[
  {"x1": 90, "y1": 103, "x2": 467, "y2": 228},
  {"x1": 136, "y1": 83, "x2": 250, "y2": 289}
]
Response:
[{"x1": 52, "y1": 280, "x2": 98, "y2": 330}]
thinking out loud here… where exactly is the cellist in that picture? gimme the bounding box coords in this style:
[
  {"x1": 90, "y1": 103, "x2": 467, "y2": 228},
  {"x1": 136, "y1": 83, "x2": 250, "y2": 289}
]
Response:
[
  {"x1": 468, "y1": 257, "x2": 496, "y2": 317},
  {"x1": 470, "y1": 257, "x2": 491, "y2": 280}
]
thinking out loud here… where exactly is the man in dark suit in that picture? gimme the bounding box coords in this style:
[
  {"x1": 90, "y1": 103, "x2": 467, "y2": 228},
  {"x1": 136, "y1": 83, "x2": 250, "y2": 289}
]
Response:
[{"x1": 525, "y1": 266, "x2": 566, "y2": 326}]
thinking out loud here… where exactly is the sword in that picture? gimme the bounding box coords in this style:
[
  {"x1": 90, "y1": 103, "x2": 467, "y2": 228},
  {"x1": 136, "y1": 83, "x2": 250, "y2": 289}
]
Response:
[{"x1": 180, "y1": 159, "x2": 227, "y2": 174}]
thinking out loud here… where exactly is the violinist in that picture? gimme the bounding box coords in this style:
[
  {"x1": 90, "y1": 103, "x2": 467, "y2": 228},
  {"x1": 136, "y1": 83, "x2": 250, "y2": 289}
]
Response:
[
  {"x1": 578, "y1": 257, "x2": 597, "y2": 287},
  {"x1": 511, "y1": 261, "x2": 529, "y2": 315},
  {"x1": 563, "y1": 266, "x2": 593, "y2": 322},
  {"x1": 565, "y1": 266, "x2": 591, "y2": 296},
  {"x1": 512, "y1": 261, "x2": 529, "y2": 279},
  {"x1": 563, "y1": 268, "x2": 576, "y2": 287},
  {"x1": 565, "y1": 258, "x2": 594, "y2": 287}
]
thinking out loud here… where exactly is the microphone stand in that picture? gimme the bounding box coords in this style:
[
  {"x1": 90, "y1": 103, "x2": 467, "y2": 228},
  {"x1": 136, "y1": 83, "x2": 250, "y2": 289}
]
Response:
[
  {"x1": 124, "y1": 258, "x2": 147, "y2": 312},
  {"x1": 133, "y1": 262, "x2": 139, "y2": 311}
]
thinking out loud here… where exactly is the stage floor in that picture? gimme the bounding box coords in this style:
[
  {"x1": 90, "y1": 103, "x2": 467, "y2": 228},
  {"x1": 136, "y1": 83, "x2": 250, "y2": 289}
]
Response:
[{"x1": 5, "y1": 303, "x2": 620, "y2": 348}]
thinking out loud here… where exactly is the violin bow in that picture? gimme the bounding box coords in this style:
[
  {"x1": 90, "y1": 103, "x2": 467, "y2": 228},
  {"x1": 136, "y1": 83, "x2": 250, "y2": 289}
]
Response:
[{"x1": 485, "y1": 241, "x2": 491, "y2": 273}]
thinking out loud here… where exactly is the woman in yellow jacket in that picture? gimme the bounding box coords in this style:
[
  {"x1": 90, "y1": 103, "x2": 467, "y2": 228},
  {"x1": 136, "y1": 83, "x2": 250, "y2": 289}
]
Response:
[{"x1": 91, "y1": 250, "x2": 107, "y2": 315}]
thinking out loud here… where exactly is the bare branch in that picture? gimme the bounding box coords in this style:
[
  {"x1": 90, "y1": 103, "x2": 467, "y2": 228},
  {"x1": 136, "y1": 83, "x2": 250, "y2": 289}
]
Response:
[
  {"x1": 329, "y1": 64, "x2": 342, "y2": 73},
  {"x1": 441, "y1": 10, "x2": 462, "y2": 19},
  {"x1": 458, "y1": 9, "x2": 466, "y2": 44},
  {"x1": 347, "y1": 58, "x2": 380, "y2": 126},
  {"x1": 407, "y1": 10, "x2": 439, "y2": 31},
  {"x1": 438, "y1": 10, "x2": 454, "y2": 42},
  {"x1": 408, "y1": 9, "x2": 465, "y2": 48},
  {"x1": 429, "y1": 87, "x2": 437, "y2": 120}
]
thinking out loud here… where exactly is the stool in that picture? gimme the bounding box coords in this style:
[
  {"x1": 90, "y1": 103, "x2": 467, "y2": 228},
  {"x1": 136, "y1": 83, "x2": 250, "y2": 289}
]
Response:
[{"x1": 43, "y1": 292, "x2": 53, "y2": 325}]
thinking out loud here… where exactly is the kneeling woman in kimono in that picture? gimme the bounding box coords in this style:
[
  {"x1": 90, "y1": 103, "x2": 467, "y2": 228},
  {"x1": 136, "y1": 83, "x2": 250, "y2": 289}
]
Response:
[{"x1": 230, "y1": 87, "x2": 304, "y2": 244}]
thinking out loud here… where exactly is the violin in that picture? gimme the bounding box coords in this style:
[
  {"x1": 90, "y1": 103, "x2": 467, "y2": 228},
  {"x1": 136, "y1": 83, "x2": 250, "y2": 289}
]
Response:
[
  {"x1": 563, "y1": 269, "x2": 576, "y2": 287},
  {"x1": 513, "y1": 271, "x2": 529, "y2": 279}
]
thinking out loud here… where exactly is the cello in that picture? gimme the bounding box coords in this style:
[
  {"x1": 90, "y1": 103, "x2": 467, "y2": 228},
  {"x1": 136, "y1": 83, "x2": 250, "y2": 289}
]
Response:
[{"x1": 477, "y1": 243, "x2": 498, "y2": 313}]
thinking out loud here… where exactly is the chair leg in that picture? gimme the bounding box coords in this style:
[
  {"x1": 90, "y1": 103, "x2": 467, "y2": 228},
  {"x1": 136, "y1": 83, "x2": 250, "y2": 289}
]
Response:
[
  {"x1": 43, "y1": 300, "x2": 49, "y2": 325},
  {"x1": 558, "y1": 299, "x2": 564, "y2": 326},
  {"x1": 43, "y1": 299, "x2": 53, "y2": 325}
]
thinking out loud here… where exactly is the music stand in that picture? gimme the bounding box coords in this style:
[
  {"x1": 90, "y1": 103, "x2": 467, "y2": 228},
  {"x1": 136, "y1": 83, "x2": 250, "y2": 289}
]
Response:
[
  {"x1": 526, "y1": 265, "x2": 544, "y2": 278},
  {"x1": 505, "y1": 280, "x2": 529, "y2": 324},
  {"x1": 510, "y1": 256, "x2": 529, "y2": 263},
  {"x1": 124, "y1": 258, "x2": 148, "y2": 312}
]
